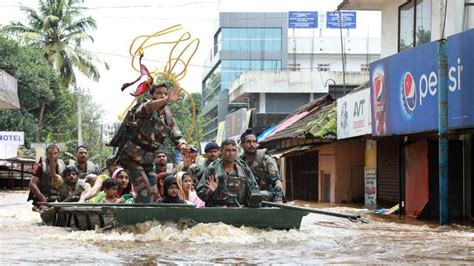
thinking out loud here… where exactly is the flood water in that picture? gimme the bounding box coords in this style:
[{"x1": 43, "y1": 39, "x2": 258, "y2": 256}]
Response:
[{"x1": 1, "y1": 190, "x2": 473, "y2": 264}]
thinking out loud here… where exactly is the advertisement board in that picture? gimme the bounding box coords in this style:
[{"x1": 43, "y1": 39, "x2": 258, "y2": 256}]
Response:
[
  {"x1": 337, "y1": 88, "x2": 372, "y2": 139},
  {"x1": 326, "y1": 11, "x2": 356, "y2": 29},
  {"x1": 364, "y1": 167, "x2": 377, "y2": 208},
  {"x1": 370, "y1": 29, "x2": 474, "y2": 136},
  {"x1": 288, "y1": 11, "x2": 318, "y2": 28}
]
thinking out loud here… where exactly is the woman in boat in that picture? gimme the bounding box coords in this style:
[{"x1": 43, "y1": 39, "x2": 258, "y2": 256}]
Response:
[
  {"x1": 90, "y1": 168, "x2": 134, "y2": 203},
  {"x1": 180, "y1": 172, "x2": 205, "y2": 207},
  {"x1": 157, "y1": 175, "x2": 185, "y2": 204},
  {"x1": 112, "y1": 168, "x2": 135, "y2": 202}
]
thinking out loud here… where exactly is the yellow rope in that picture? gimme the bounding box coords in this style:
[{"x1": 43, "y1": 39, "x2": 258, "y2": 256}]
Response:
[{"x1": 118, "y1": 24, "x2": 199, "y2": 143}]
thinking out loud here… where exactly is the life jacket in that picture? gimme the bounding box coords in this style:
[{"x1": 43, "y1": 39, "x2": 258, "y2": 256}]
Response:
[
  {"x1": 208, "y1": 159, "x2": 249, "y2": 206},
  {"x1": 28, "y1": 158, "x2": 65, "y2": 203},
  {"x1": 248, "y1": 149, "x2": 269, "y2": 189}
]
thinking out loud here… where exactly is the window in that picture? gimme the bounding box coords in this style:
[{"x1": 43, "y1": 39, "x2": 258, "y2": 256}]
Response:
[
  {"x1": 318, "y1": 64, "x2": 330, "y2": 72},
  {"x1": 220, "y1": 28, "x2": 282, "y2": 52},
  {"x1": 399, "y1": 0, "x2": 432, "y2": 52}
]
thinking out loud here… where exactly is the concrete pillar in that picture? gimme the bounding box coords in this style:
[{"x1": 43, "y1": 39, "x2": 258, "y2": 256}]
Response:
[{"x1": 259, "y1": 92, "x2": 266, "y2": 113}]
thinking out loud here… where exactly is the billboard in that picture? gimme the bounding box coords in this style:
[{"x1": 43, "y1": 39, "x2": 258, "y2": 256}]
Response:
[
  {"x1": 288, "y1": 11, "x2": 318, "y2": 29},
  {"x1": 370, "y1": 29, "x2": 474, "y2": 136},
  {"x1": 337, "y1": 88, "x2": 372, "y2": 139},
  {"x1": 326, "y1": 11, "x2": 356, "y2": 29}
]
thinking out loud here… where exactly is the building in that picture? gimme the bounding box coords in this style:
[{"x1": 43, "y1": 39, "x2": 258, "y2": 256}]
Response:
[
  {"x1": 201, "y1": 12, "x2": 288, "y2": 141},
  {"x1": 202, "y1": 11, "x2": 381, "y2": 141},
  {"x1": 340, "y1": 0, "x2": 474, "y2": 221}
]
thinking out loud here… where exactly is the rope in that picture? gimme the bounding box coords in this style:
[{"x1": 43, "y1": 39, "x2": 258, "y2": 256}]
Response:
[{"x1": 118, "y1": 24, "x2": 199, "y2": 142}]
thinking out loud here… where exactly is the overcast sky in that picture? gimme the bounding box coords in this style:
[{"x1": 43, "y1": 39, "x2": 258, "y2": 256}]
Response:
[{"x1": 0, "y1": 0, "x2": 380, "y2": 124}]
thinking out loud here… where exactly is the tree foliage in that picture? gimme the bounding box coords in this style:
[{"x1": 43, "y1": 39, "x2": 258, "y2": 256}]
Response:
[
  {"x1": 1, "y1": 0, "x2": 109, "y2": 88},
  {"x1": 0, "y1": 36, "x2": 76, "y2": 144}
]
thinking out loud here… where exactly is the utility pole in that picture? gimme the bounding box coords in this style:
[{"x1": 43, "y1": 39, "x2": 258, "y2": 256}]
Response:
[
  {"x1": 338, "y1": 10, "x2": 347, "y2": 95},
  {"x1": 77, "y1": 86, "x2": 83, "y2": 146},
  {"x1": 99, "y1": 123, "x2": 103, "y2": 169},
  {"x1": 438, "y1": 0, "x2": 448, "y2": 225}
]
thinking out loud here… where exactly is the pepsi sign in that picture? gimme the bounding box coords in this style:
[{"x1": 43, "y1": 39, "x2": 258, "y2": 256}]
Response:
[{"x1": 370, "y1": 29, "x2": 474, "y2": 136}]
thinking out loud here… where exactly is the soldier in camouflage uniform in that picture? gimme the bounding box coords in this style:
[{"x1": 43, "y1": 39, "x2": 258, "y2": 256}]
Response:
[
  {"x1": 28, "y1": 144, "x2": 65, "y2": 207},
  {"x1": 239, "y1": 129, "x2": 284, "y2": 202},
  {"x1": 111, "y1": 82, "x2": 187, "y2": 203},
  {"x1": 196, "y1": 139, "x2": 261, "y2": 207}
]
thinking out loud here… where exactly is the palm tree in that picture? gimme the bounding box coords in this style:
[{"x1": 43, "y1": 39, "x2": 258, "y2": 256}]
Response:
[
  {"x1": 1, "y1": 0, "x2": 109, "y2": 88},
  {"x1": 1, "y1": 0, "x2": 109, "y2": 141}
]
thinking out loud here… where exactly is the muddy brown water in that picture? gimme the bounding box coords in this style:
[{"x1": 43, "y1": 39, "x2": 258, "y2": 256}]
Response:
[{"x1": 1, "y1": 191, "x2": 473, "y2": 264}]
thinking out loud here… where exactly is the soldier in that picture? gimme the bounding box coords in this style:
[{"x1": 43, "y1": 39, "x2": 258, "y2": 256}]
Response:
[
  {"x1": 196, "y1": 138, "x2": 261, "y2": 207},
  {"x1": 187, "y1": 141, "x2": 220, "y2": 185},
  {"x1": 28, "y1": 144, "x2": 65, "y2": 207},
  {"x1": 239, "y1": 129, "x2": 284, "y2": 203},
  {"x1": 111, "y1": 82, "x2": 187, "y2": 203}
]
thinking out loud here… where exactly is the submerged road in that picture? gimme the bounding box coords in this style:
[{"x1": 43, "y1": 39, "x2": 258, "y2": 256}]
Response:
[{"x1": 0, "y1": 190, "x2": 473, "y2": 263}]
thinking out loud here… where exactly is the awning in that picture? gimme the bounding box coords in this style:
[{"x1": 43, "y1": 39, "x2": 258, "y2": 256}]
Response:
[
  {"x1": 0, "y1": 70, "x2": 20, "y2": 109},
  {"x1": 257, "y1": 125, "x2": 278, "y2": 142},
  {"x1": 268, "y1": 144, "x2": 317, "y2": 159}
]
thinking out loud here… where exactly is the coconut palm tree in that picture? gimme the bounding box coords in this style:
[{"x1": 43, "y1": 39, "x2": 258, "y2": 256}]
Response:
[{"x1": 1, "y1": 0, "x2": 109, "y2": 87}]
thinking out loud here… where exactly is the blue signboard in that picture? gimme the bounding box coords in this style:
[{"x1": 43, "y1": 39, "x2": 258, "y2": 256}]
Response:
[
  {"x1": 326, "y1": 11, "x2": 356, "y2": 29},
  {"x1": 288, "y1": 11, "x2": 318, "y2": 29},
  {"x1": 369, "y1": 29, "x2": 474, "y2": 136}
]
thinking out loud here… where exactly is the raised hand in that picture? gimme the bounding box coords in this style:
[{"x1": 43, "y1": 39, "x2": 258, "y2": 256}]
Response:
[
  {"x1": 167, "y1": 86, "x2": 183, "y2": 103},
  {"x1": 206, "y1": 175, "x2": 218, "y2": 193}
]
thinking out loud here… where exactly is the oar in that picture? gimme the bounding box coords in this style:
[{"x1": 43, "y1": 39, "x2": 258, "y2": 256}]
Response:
[{"x1": 261, "y1": 201, "x2": 369, "y2": 223}]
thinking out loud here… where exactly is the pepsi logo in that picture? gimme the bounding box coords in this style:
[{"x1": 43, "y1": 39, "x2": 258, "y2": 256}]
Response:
[
  {"x1": 374, "y1": 74, "x2": 384, "y2": 104},
  {"x1": 402, "y1": 72, "x2": 417, "y2": 113}
]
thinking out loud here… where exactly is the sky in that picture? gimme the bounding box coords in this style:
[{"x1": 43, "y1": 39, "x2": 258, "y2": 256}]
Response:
[{"x1": 0, "y1": 0, "x2": 380, "y2": 124}]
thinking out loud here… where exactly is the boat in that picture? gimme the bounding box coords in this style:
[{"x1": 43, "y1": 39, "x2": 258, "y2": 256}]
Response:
[{"x1": 40, "y1": 202, "x2": 311, "y2": 230}]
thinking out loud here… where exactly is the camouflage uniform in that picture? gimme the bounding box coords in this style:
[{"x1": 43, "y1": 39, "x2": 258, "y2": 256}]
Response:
[
  {"x1": 196, "y1": 158, "x2": 261, "y2": 207},
  {"x1": 115, "y1": 99, "x2": 183, "y2": 203},
  {"x1": 184, "y1": 156, "x2": 210, "y2": 184},
  {"x1": 240, "y1": 149, "x2": 284, "y2": 202},
  {"x1": 27, "y1": 158, "x2": 65, "y2": 206}
]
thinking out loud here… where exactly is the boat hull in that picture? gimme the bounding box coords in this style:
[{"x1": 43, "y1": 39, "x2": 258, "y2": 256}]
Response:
[{"x1": 43, "y1": 203, "x2": 308, "y2": 230}]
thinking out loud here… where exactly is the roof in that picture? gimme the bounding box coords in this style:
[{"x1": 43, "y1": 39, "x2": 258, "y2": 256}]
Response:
[{"x1": 262, "y1": 94, "x2": 337, "y2": 143}]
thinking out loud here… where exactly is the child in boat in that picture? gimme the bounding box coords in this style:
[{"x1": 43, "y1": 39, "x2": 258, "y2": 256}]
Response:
[
  {"x1": 180, "y1": 172, "x2": 205, "y2": 207},
  {"x1": 156, "y1": 175, "x2": 185, "y2": 204},
  {"x1": 98, "y1": 179, "x2": 122, "y2": 204}
]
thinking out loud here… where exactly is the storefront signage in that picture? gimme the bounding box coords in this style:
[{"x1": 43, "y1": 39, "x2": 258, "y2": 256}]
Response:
[
  {"x1": 364, "y1": 167, "x2": 377, "y2": 208},
  {"x1": 337, "y1": 88, "x2": 372, "y2": 139},
  {"x1": 0, "y1": 131, "x2": 24, "y2": 159},
  {"x1": 370, "y1": 29, "x2": 474, "y2": 136}
]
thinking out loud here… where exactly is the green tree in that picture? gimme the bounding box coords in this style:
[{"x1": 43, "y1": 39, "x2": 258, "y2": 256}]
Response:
[
  {"x1": 1, "y1": 0, "x2": 109, "y2": 87},
  {"x1": 0, "y1": 36, "x2": 76, "y2": 143}
]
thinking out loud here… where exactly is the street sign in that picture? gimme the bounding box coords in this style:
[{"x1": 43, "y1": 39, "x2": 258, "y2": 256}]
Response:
[
  {"x1": 326, "y1": 11, "x2": 357, "y2": 29},
  {"x1": 288, "y1": 11, "x2": 318, "y2": 29},
  {"x1": 370, "y1": 29, "x2": 474, "y2": 136}
]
